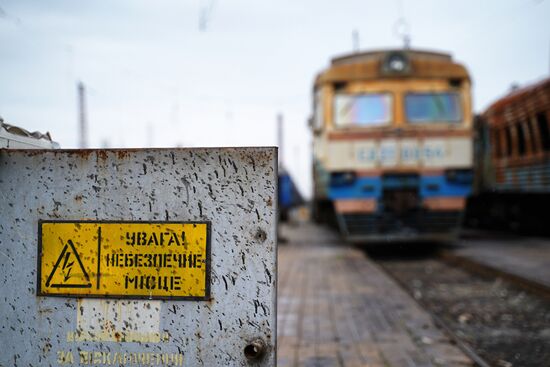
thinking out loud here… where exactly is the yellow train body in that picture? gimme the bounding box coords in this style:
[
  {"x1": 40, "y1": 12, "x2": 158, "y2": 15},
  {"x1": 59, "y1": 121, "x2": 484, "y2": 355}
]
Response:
[{"x1": 311, "y1": 49, "x2": 473, "y2": 242}]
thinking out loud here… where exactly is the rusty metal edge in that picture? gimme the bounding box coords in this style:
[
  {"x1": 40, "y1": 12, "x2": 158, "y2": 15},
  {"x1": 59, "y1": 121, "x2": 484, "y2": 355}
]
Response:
[{"x1": 273, "y1": 148, "x2": 279, "y2": 365}]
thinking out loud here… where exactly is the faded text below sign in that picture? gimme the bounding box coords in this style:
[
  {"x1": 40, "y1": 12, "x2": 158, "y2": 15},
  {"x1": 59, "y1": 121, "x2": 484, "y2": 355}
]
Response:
[{"x1": 38, "y1": 221, "x2": 210, "y2": 300}]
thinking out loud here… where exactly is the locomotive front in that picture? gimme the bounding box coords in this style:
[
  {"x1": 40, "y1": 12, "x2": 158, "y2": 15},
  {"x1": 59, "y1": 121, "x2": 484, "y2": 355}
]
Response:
[{"x1": 311, "y1": 49, "x2": 473, "y2": 242}]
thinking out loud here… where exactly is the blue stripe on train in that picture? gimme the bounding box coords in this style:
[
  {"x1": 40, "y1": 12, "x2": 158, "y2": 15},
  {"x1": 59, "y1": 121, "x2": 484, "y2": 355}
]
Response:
[
  {"x1": 329, "y1": 176, "x2": 382, "y2": 199},
  {"x1": 420, "y1": 175, "x2": 472, "y2": 197},
  {"x1": 328, "y1": 175, "x2": 472, "y2": 200}
]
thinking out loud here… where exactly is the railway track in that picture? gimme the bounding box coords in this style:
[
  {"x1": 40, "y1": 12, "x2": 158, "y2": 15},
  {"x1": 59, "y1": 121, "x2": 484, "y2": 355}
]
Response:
[
  {"x1": 369, "y1": 246, "x2": 550, "y2": 367},
  {"x1": 439, "y1": 250, "x2": 550, "y2": 302}
]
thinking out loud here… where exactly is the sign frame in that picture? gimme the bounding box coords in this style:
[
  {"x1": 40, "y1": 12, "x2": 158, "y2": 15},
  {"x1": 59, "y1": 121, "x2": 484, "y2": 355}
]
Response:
[{"x1": 36, "y1": 220, "x2": 212, "y2": 301}]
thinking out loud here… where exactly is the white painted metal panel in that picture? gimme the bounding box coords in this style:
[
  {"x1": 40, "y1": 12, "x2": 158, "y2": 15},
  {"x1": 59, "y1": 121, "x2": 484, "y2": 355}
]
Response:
[
  {"x1": 0, "y1": 148, "x2": 277, "y2": 366},
  {"x1": 326, "y1": 137, "x2": 472, "y2": 170}
]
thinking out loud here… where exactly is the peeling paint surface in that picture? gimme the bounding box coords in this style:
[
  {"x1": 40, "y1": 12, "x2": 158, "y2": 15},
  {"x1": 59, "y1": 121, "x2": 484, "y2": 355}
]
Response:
[
  {"x1": 76, "y1": 299, "x2": 162, "y2": 343},
  {"x1": 0, "y1": 148, "x2": 277, "y2": 366}
]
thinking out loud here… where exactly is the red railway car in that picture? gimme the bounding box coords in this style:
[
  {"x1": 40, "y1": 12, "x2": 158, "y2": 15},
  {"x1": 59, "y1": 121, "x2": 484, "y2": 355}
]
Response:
[{"x1": 467, "y1": 77, "x2": 550, "y2": 232}]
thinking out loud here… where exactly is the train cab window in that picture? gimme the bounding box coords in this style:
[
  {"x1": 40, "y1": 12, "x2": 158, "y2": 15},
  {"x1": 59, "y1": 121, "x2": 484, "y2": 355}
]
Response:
[
  {"x1": 405, "y1": 92, "x2": 462, "y2": 123},
  {"x1": 312, "y1": 89, "x2": 323, "y2": 130},
  {"x1": 334, "y1": 93, "x2": 392, "y2": 127},
  {"x1": 536, "y1": 112, "x2": 550, "y2": 151}
]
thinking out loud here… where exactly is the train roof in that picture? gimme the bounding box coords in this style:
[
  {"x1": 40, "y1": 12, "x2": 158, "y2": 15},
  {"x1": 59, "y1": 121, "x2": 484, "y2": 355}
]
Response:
[
  {"x1": 330, "y1": 49, "x2": 452, "y2": 65},
  {"x1": 482, "y1": 77, "x2": 550, "y2": 119},
  {"x1": 314, "y1": 48, "x2": 470, "y2": 87}
]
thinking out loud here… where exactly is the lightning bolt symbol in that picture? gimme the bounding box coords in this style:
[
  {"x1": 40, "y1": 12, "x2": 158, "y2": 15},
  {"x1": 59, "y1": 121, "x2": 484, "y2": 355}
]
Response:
[{"x1": 62, "y1": 251, "x2": 75, "y2": 282}]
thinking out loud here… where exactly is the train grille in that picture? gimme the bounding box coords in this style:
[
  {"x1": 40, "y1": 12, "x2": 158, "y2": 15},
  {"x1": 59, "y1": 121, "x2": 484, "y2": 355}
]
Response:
[{"x1": 340, "y1": 211, "x2": 461, "y2": 237}]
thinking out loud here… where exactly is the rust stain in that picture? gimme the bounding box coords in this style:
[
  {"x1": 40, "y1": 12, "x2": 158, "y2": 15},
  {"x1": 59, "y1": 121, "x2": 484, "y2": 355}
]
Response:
[
  {"x1": 70, "y1": 150, "x2": 95, "y2": 159},
  {"x1": 97, "y1": 150, "x2": 109, "y2": 161},
  {"x1": 206, "y1": 297, "x2": 215, "y2": 307},
  {"x1": 116, "y1": 150, "x2": 131, "y2": 159}
]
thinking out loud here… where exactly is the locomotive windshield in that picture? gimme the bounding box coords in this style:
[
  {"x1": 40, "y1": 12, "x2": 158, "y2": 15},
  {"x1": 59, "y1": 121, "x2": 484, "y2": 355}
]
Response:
[
  {"x1": 334, "y1": 93, "x2": 392, "y2": 127},
  {"x1": 405, "y1": 92, "x2": 462, "y2": 123}
]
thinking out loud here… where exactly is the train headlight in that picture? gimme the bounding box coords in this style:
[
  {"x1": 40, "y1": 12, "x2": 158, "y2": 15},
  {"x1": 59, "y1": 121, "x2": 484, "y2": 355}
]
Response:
[
  {"x1": 389, "y1": 56, "x2": 406, "y2": 71},
  {"x1": 382, "y1": 51, "x2": 410, "y2": 75}
]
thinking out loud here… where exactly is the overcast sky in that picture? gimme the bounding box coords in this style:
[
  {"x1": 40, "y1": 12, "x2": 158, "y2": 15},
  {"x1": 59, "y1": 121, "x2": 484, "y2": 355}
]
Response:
[{"x1": 1, "y1": 0, "x2": 549, "y2": 197}]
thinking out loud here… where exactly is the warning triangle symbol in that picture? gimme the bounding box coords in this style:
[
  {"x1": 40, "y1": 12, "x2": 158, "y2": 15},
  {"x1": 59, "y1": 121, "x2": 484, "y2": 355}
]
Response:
[{"x1": 45, "y1": 239, "x2": 92, "y2": 288}]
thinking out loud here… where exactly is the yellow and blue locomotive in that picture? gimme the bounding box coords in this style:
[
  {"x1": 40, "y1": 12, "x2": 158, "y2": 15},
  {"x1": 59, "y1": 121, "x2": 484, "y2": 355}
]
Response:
[{"x1": 310, "y1": 49, "x2": 473, "y2": 242}]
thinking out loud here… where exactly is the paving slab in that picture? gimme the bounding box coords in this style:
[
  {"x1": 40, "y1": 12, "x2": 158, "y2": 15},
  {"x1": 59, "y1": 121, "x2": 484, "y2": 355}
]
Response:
[{"x1": 277, "y1": 223, "x2": 473, "y2": 367}]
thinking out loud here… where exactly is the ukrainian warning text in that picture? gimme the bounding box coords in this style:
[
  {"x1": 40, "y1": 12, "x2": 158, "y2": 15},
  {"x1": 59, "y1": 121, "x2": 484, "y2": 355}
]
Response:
[{"x1": 38, "y1": 222, "x2": 210, "y2": 299}]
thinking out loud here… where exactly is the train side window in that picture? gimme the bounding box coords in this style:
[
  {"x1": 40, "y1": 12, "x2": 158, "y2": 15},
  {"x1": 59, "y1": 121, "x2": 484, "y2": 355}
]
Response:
[
  {"x1": 500, "y1": 128, "x2": 507, "y2": 158},
  {"x1": 505, "y1": 126, "x2": 513, "y2": 156},
  {"x1": 523, "y1": 118, "x2": 534, "y2": 154},
  {"x1": 493, "y1": 129, "x2": 502, "y2": 158},
  {"x1": 312, "y1": 89, "x2": 323, "y2": 131},
  {"x1": 517, "y1": 121, "x2": 526, "y2": 155},
  {"x1": 536, "y1": 112, "x2": 550, "y2": 151}
]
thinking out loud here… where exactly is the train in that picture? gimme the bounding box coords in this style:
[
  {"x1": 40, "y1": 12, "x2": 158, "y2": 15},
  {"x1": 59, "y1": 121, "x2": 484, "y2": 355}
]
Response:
[
  {"x1": 310, "y1": 49, "x2": 474, "y2": 243},
  {"x1": 278, "y1": 166, "x2": 305, "y2": 221},
  {"x1": 466, "y1": 77, "x2": 550, "y2": 234}
]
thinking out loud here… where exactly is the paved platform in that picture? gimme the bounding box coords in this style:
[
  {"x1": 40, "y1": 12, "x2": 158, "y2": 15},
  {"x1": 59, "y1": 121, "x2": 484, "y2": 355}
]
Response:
[
  {"x1": 450, "y1": 231, "x2": 550, "y2": 291},
  {"x1": 277, "y1": 223, "x2": 473, "y2": 367}
]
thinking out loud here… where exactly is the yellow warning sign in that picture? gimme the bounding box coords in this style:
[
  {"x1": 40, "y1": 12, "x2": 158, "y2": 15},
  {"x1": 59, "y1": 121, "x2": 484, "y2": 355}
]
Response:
[{"x1": 38, "y1": 221, "x2": 210, "y2": 299}]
